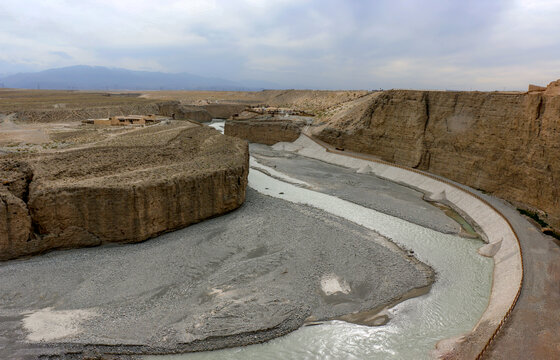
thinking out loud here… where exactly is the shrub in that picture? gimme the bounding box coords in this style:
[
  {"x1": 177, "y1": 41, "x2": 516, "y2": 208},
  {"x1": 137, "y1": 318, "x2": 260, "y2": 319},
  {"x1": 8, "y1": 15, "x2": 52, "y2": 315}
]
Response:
[
  {"x1": 517, "y1": 208, "x2": 548, "y2": 227},
  {"x1": 517, "y1": 208, "x2": 560, "y2": 239}
]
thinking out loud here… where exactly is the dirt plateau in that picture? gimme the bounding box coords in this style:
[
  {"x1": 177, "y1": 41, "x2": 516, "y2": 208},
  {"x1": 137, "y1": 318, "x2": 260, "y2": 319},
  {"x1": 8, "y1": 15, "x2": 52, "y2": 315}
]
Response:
[
  {"x1": 0, "y1": 123, "x2": 249, "y2": 260},
  {"x1": 313, "y1": 90, "x2": 560, "y2": 229}
]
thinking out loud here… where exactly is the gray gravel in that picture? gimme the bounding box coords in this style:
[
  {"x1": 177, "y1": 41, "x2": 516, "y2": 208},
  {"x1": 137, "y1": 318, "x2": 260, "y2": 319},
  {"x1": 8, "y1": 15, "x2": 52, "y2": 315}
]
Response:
[
  {"x1": 250, "y1": 143, "x2": 461, "y2": 234},
  {"x1": 0, "y1": 188, "x2": 433, "y2": 359}
]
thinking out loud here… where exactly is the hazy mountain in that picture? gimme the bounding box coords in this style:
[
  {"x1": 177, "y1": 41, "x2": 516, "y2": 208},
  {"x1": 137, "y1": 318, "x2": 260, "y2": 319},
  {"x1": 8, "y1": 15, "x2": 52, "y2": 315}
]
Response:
[{"x1": 0, "y1": 65, "x2": 272, "y2": 91}]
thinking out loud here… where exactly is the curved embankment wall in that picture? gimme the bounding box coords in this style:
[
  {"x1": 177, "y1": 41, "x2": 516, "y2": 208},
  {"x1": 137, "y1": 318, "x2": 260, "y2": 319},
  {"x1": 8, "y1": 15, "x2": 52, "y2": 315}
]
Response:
[
  {"x1": 225, "y1": 119, "x2": 304, "y2": 145},
  {"x1": 315, "y1": 90, "x2": 560, "y2": 231},
  {"x1": 279, "y1": 133, "x2": 522, "y2": 360},
  {"x1": 0, "y1": 125, "x2": 249, "y2": 260}
]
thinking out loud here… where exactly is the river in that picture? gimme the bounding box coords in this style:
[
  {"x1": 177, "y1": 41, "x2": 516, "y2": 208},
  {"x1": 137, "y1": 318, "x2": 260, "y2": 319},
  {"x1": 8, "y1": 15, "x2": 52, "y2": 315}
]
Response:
[{"x1": 146, "y1": 121, "x2": 492, "y2": 359}]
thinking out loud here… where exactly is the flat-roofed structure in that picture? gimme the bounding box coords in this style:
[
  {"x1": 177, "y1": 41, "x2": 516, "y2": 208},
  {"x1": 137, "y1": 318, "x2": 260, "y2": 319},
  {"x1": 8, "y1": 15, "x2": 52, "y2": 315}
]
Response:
[{"x1": 83, "y1": 114, "x2": 161, "y2": 126}]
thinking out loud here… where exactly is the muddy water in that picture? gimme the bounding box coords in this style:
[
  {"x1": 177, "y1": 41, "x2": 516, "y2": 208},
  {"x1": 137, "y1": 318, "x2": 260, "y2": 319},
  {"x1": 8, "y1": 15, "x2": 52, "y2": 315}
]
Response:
[
  {"x1": 431, "y1": 202, "x2": 480, "y2": 238},
  {"x1": 149, "y1": 122, "x2": 493, "y2": 359}
]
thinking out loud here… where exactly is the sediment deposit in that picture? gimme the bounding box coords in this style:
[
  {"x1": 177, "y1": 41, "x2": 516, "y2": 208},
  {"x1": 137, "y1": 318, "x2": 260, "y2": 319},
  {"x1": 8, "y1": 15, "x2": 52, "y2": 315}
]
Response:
[
  {"x1": 314, "y1": 90, "x2": 560, "y2": 229},
  {"x1": 0, "y1": 188, "x2": 433, "y2": 358},
  {"x1": 0, "y1": 123, "x2": 249, "y2": 260}
]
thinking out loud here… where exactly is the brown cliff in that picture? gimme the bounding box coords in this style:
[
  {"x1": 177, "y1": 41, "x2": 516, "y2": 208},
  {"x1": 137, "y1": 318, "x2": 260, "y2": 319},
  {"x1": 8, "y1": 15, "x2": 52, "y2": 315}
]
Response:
[
  {"x1": 157, "y1": 101, "x2": 212, "y2": 122},
  {"x1": 545, "y1": 79, "x2": 560, "y2": 96},
  {"x1": 314, "y1": 90, "x2": 560, "y2": 229},
  {"x1": 0, "y1": 124, "x2": 249, "y2": 260},
  {"x1": 155, "y1": 102, "x2": 247, "y2": 122},
  {"x1": 202, "y1": 104, "x2": 248, "y2": 119},
  {"x1": 528, "y1": 84, "x2": 546, "y2": 93},
  {"x1": 225, "y1": 118, "x2": 306, "y2": 145}
]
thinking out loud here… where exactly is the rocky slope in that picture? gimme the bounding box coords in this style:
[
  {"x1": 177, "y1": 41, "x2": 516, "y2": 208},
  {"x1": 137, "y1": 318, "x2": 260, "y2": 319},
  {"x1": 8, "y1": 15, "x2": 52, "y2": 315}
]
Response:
[
  {"x1": 314, "y1": 90, "x2": 560, "y2": 230},
  {"x1": 0, "y1": 123, "x2": 249, "y2": 260}
]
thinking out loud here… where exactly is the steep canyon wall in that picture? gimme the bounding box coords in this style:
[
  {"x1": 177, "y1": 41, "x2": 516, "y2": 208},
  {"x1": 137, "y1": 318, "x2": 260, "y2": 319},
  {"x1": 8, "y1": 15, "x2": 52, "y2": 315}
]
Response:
[
  {"x1": 315, "y1": 90, "x2": 560, "y2": 229},
  {"x1": 225, "y1": 119, "x2": 305, "y2": 145}
]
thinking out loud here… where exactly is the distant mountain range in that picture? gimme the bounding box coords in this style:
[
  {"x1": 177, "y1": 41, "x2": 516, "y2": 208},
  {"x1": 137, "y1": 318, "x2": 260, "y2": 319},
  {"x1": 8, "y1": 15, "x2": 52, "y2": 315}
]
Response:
[{"x1": 0, "y1": 65, "x2": 274, "y2": 91}]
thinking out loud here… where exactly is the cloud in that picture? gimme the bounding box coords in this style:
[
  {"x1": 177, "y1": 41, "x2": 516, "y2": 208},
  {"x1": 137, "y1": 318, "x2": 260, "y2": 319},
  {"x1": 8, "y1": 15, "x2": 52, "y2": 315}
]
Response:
[
  {"x1": 0, "y1": 0, "x2": 559, "y2": 89},
  {"x1": 49, "y1": 51, "x2": 73, "y2": 60}
]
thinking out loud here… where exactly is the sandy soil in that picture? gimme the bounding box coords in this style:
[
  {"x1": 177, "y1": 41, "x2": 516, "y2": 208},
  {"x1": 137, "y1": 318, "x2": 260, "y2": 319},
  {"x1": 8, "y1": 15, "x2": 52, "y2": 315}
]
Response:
[
  {"x1": 0, "y1": 114, "x2": 50, "y2": 146},
  {"x1": 250, "y1": 143, "x2": 463, "y2": 235},
  {"x1": 0, "y1": 112, "x2": 145, "y2": 153}
]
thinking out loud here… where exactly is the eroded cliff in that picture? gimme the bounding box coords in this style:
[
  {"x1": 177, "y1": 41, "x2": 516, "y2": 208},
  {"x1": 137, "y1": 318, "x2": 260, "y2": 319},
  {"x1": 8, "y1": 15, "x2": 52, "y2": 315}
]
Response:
[
  {"x1": 0, "y1": 123, "x2": 249, "y2": 260},
  {"x1": 225, "y1": 118, "x2": 306, "y2": 145},
  {"x1": 314, "y1": 90, "x2": 560, "y2": 229}
]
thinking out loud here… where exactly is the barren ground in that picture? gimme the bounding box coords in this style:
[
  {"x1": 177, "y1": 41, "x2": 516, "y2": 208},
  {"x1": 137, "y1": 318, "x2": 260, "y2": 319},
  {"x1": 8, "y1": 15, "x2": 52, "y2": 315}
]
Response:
[{"x1": 0, "y1": 91, "x2": 433, "y2": 359}]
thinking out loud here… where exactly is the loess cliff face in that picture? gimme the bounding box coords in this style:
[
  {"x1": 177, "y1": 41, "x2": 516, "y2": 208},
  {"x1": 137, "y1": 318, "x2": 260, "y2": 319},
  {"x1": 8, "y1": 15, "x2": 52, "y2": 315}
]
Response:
[
  {"x1": 157, "y1": 101, "x2": 212, "y2": 122},
  {"x1": 0, "y1": 124, "x2": 249, "y2": 260},
  {"x1": 315, "y1": 90, "x2": 560, "y2": 229},
  {"x1": 225, "y1": 118, "x2": 306, "y2": 145}
]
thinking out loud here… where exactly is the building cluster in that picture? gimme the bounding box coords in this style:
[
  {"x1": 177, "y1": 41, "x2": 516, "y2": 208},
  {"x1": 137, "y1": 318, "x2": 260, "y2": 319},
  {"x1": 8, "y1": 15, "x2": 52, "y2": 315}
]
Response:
[{"x1": 82, "y1": 114, "x2": 161, "y2": 126}]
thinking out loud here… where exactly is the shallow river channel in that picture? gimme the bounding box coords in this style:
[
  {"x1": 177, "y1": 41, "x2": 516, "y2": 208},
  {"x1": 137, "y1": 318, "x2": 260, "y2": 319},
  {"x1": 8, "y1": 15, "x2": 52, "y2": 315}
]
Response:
[{"x1": 146, "y1": 121, "x2": 493, "y2": 359}]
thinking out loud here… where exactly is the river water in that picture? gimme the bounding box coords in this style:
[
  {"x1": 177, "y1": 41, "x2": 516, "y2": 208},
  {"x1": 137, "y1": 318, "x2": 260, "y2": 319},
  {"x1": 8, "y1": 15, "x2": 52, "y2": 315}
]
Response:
[{"x1": 146, "y1": 121, "x2": 492, "y2": 359}]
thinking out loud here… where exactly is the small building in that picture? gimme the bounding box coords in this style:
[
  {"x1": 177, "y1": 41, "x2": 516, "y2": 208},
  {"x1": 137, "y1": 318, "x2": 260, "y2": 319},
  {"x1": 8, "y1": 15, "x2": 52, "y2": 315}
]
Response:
[
  {"x1": 98, "y1": 115, "x2": 145, "y2": 126},
  {"x1": 83, "y1": 114, "x2": 161, "y2": 126}
]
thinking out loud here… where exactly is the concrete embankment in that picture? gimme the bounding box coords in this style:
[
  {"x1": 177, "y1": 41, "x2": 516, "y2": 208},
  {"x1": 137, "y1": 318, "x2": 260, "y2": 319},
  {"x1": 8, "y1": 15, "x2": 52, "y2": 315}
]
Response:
[{"x1": 281, "y1": 133, "x2": 522, "y2": 359}]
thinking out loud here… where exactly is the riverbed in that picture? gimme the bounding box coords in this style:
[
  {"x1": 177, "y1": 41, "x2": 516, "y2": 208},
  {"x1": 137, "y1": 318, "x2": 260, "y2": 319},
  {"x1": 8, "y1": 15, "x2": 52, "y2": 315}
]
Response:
[{"x1": 145, "y1": 121, "x2": 493, "y2": 359}]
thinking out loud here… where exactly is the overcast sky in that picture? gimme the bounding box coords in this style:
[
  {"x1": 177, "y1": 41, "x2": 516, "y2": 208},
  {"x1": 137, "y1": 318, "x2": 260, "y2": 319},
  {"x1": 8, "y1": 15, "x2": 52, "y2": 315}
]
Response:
[{"x1": 1, "y1": 0, "x2": 559, "y2": 90}]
